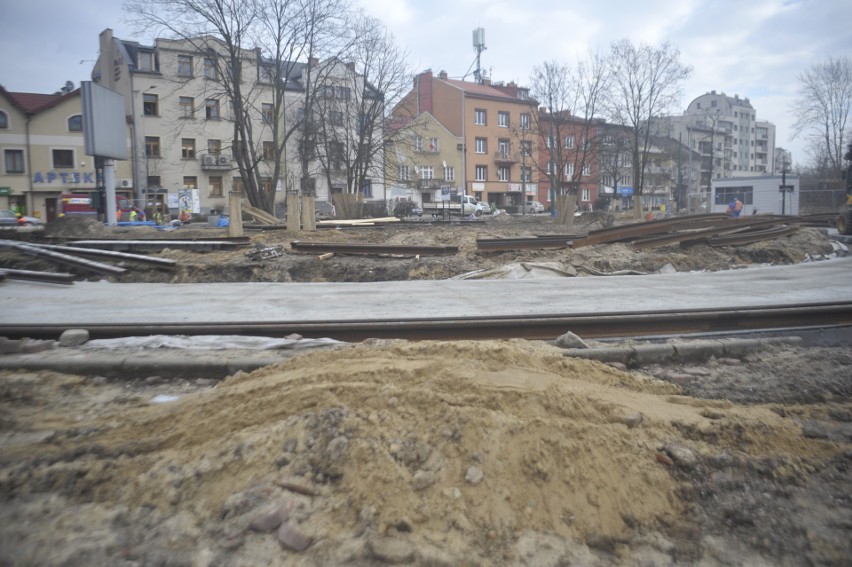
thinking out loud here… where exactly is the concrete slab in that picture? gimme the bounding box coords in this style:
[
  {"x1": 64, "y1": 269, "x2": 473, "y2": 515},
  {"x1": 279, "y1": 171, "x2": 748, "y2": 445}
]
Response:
[{"x1": 1, "y1": 258, "x2": 850, "y2": 331}]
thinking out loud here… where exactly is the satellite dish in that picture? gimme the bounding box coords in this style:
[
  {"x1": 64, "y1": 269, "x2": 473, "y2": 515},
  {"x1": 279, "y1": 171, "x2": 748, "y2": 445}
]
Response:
[{"x1": 64, "y1": 80, "x2": 75, "y2": 92}]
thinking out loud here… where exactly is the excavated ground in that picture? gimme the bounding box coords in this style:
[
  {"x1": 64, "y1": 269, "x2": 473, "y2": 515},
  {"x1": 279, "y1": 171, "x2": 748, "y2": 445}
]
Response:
[{"x1": 0, "y1": 213, "x2": 849, "y2": 566}]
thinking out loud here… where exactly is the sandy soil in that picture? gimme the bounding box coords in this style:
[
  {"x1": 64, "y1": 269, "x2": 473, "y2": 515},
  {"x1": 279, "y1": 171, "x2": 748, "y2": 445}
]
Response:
[{"x1": 0, "y1": 213, "x2": 850, "y2": 565}]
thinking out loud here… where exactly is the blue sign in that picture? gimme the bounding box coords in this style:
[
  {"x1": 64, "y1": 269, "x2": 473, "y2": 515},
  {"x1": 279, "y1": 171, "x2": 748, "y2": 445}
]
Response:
[{"x1": 618, "y1": 187, "x2": 634, "y2": 197}]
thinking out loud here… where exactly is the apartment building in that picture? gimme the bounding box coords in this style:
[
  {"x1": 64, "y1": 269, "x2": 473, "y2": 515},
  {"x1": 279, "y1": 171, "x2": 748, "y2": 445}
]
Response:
[
  {"x1": 396, "y1": 70, "x2": 539, "y2": 209},
  {"x1": 91, "y1": 28, "x2": 382, "y2": 218},
  {"x1": 655, "y1": 91, "x2": 777, "y2": 194},
  {"x1": 0, "y1": 85, "x2": 132, "y2": 220},
  {"x1": 535, "y1": 110, "x2": 602, "y2": 210},
  {"x1": 386, "y1": 111, "x2": 463, "y2": 208}
]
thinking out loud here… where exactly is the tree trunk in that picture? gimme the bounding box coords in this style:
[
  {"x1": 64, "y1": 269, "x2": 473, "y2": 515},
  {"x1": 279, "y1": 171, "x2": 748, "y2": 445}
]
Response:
[
  {"x1": 555, "y1": 194, "x2": 577, "y2": 226},
  {"x1": 333, "y1": 194, "x2": 363, "y2": 220}
]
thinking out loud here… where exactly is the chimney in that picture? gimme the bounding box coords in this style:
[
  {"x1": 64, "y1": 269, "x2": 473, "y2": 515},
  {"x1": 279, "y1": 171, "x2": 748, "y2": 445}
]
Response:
[
  {"x1": 438, "y1": 70, "x2": 448, "y2": 80},
  {"x1": 346, "y1": 61, "x2": 355, "y2": 72},
  {"x1": 308, "y1": 56, "x2": 319, "y2": 67},
  {"x1": 482, "y1": 77, "x2": 491, "y2": 86}
]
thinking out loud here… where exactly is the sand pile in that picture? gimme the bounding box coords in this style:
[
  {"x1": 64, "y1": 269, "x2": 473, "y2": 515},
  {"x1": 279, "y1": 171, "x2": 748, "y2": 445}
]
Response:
[{"x1": 0, "y1": 340, "x2": 840, "y2": 565}]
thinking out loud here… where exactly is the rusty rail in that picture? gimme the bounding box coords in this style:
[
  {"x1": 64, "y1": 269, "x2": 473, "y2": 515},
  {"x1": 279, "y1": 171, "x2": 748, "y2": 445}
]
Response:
[{"x1": 289, "y1": 241, "x2": 458, "y2": 256}]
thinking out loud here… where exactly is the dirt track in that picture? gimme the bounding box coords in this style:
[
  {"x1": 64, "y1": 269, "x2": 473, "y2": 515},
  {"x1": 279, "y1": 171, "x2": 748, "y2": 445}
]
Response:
[{"x1": 0, "y1": 214, "x2": 850, "y2": 566}]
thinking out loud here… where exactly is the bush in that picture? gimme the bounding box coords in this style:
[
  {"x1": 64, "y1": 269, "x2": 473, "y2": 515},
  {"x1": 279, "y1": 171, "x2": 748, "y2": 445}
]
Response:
[
  {"x1": 393, "y1": 201, "x2": 418, "y2": 218},
  {"x1": 363, "y1": 200, "x2": 389, "y2": 218}
]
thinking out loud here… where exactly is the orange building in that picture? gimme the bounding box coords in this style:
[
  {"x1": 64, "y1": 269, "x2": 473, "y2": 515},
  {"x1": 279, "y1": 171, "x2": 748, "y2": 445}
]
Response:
[{"x1": 396, "y1": 70, "x2": 539, "y2": 209}]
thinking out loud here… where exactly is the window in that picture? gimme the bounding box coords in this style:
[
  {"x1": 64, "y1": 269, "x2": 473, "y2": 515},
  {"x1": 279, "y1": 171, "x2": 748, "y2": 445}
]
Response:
[
  {"x1": 475, "y1": 137, "x2": 487, "y2": 154},
  {"x1": 520, "y1": 113, "x2": 530, "y2": 130},
  {"x1": 474, "y1": 109, "x2": 486, "y2": 125},
  {"x1": 232, "y1": 140, "x2": 246, "y2": 160},
  {"x1": 262, "y1": 141, "x2": 275, "y2": 161},
  {"x1": 335, "y1": 86, "x2": 351, "y2": 100},
  {"x1": 419, "y1": 166, "x2": 434, "y2": 180},
  {"x1": 262, "y1": 103, "x2": 274, "y2": 125},
  {"x1": 67, "y1": 115, "x2": 82, "y2": 132},
  {"x1": 428, "y1": 138, "x2": 439, "y2": 152},
  {"x1": 734, "y1": 111, "x2": 738, "y2": 118},
  {"x1": 696, "y1": 102, "x2": 701, "y2": 109},
  {"x1": 521, "y1": 140, "x2": 531, "y2": 156},
  {"x1": 4, "y1": 149, "x2": 24, "y2": 173},
  {"x1": 52, "y1": 149, "x2": 73, "y2": 169},
  {"x1": 259, "y1": 64, "x2": 274, "y2": 84},
  {"x1": 205, "y1": 99, "x2": 220, "y2": 120},
  {"x1": 547, "y1": 161, "x2": 555, "y2": 175},
  {"x1": 398, "y1": 165, "x2": 410, "y2": 181},
  {"x1": 475, "y1": 165, "x2": 487, "y2": 181},
  {"x1": 565, "y1": 136, "x2": 574, "y2": 149},
  {"x1": 0, "y1": 110, "x2": 7, "y2": 129},
  {"x1": 498, "y1": 166, "x2": 510, "y2": 181},
  {"x1": 582, "y1": 163, "x2": 591, "y2": 176},
  {"x1": 361, "y1": 179, "x2": 373, "y2": 197},
  {"x1": 414, "y1": 136, "x2": 423, "y2": 152},
  {"x1": 143, "y1": 93, "x2": 159, "y2": 116},
  {"x1": 208, "y1": 139, "x2": 221, "y2": 155},
  {"x1": 521, "y1": 166, "x2": 531, "y2": 182},
  {"x1": 204, "y1": 57, "x2": 217, "y2": 79},
  {"x1": 147, "y1": 176, "x2": 161, "y2": 188},
  {"x1": 178, "y1": 55, "x2": 193, "y2": 77},
  {"x1": 330, "y1": 111, "x2": 343, "y2": 126},
  {"x1": 181, "y1": 138, "x2": 196, "y2": 159},
  {"x1": 546, "y1": 136, "x2": 554, "y2": 149},
  {"x1": 711, "y1": 100, "x2": 717, "y2": 108},
  {"x1": 498, "y1": 139, "x2": 510, "y2": 157},
  {"x1": 565, "y1": 163, "x2": 574, "y2": 178},
  {"x1": 209, "y1": 176, "x2": 223, "y2": 197},
  {"x1": 179, "y1": 96, "x2": 194, "y2": 118},
  {"x1": 582, "y1": 188, "x2": 590, "y2": 201},
  {"x1": 138, "y1": 51, "x2": 155, "y2": 72},
  {"x1": 443, "y1": 166, "x2": 455, "y2": 181},
  {"x1": 498, "y1": 111, "x2": 509, "y2": 128},
  {"x1": 183, "y1": 176, "x2": 198, "y2": 189},
  {"x1": 145, "y1": 136, "x2": 160, "y2": 158}
]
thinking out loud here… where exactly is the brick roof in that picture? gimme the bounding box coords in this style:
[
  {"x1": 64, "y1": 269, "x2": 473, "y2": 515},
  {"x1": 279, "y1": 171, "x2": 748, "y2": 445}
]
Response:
[{"x1": 0, "y1": 86, "x2": 79, "y2": 115}]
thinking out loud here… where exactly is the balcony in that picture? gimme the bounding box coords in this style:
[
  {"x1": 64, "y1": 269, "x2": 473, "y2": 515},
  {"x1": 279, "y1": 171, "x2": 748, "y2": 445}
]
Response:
[
  {"x1": 200, "y1": 154, "x2": 232, "y2": 170},
  {"x1": 493, "y1": 150, "x2": 520, "y2": 164}
]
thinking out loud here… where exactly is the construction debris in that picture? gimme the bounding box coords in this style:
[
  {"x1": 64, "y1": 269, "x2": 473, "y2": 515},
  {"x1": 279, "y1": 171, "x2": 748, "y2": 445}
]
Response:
[
  {"x1": 246, "y1": 245, "x2": 285, "y2": 261},
  {"x1": 289, "y1": 241, "x2": 458, "y2": 257}
]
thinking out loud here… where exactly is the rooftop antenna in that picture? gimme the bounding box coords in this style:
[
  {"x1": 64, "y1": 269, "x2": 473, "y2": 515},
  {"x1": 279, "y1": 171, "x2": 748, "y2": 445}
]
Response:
[{"x1": 472, "y1": 28, "x2": 486, "y2": 85}]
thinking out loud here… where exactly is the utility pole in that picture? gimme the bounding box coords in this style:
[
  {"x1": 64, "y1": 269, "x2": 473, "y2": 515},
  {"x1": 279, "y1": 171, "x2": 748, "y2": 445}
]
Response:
[{"x1": 779, "y1": 156, "x2": 793, "y2": 215}]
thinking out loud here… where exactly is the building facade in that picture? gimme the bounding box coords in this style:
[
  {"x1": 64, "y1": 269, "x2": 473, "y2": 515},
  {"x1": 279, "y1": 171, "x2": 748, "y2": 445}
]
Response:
[
  {"x1": 655, "y1": 91, "x2": 778, "y2": 195},
  {"x1": 91, "y1": 29, "x2": 383, "y2": 219},
  {"x1": 0, "y1": 85, "x2": 132, "y2": 221},
  {"x1": 396, "y1": 70, "x2": 539, "y2": 209}
]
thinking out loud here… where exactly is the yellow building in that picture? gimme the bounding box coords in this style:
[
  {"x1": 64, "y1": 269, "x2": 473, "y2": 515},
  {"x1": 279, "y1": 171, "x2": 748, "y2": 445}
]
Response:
[
  {"x1": 388, "y1": 111, "x2": 463, "y2": 208},
  {"x1": 0, "y1": 85, "x2": 132, "y2": 220}
]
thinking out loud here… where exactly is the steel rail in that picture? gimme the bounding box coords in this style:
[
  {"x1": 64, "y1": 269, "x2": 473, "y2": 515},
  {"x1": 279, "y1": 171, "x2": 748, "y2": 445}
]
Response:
[
  {"x1": 4, "y1": 301, "x2": 850, "y2": 342},
  {"x1": 64, "y1": 239, "x2": 249, "y2": 252},
  {"x1": 476, "y1": 235, "x2": 577, "y2": 251},
  {"x1": 289, "y1": 241, "x2": 459, "y2": 256}
]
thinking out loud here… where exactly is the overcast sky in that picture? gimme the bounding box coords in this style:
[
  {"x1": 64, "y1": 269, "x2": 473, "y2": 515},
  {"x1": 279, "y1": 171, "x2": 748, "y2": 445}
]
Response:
[{"x1": 2, "y1": 0, "x2": 850, "y2": 166}]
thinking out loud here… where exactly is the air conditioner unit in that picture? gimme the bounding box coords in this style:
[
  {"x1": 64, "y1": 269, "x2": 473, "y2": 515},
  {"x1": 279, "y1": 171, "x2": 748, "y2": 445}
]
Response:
[
  {"x1": 119, "y1": 178, "x2": 133, "y2": 188},
  {"x1": 218, "y1": 156, "x2": 231, "y2": 166},
  {"x1": 203, "y1": 155, "x2": 216, "y2": 166}
]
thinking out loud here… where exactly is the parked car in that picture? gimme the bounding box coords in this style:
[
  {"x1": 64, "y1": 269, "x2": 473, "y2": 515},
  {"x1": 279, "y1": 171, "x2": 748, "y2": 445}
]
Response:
[
  {"x1": 519, "y1": 201, "x2": 545, "y2": 214},
  {"x1": 0, "y1": 209, "x2": 43, "y2": 226}
]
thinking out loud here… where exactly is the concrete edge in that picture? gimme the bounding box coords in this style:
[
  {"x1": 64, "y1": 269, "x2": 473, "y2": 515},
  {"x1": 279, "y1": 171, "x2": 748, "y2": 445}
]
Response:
[{"x1": 562, "y1": 336, "x2": 804, "y2": 367}]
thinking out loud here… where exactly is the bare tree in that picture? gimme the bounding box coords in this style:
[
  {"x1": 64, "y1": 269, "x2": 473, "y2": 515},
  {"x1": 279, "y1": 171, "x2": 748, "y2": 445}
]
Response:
[
  {"x1": 312, "y1": 14, "x2": 412, "y2": 217},
  {"x1": 605, "y1": 40, "x2": 692, "y2": 218},
  {"x1": 528, "y1": 52, "x2": 610, "y2": 224},
  {"x1": 791, "y1": 56, "x2": 852, "y2": 179}
]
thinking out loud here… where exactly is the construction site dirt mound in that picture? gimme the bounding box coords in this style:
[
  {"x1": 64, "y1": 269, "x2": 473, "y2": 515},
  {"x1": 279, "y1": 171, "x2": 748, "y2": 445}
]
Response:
[{"x1": 1, "y1": 339, "x2": 849, "y2": 566}]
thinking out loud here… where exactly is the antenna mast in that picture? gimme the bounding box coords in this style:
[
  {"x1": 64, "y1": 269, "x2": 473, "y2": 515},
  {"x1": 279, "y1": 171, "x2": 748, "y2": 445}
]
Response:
[{"x1": 472, "y1": 28, "x2": 486, "y2": 84}]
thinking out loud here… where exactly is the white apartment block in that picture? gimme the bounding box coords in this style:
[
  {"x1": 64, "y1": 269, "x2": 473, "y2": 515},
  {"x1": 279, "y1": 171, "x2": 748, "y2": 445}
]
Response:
[
  {"x1": 91, "y1": 29, "x2": 382, "y2": 217},
  {"x1": 654, "y1": 91, "x2": 777, "y2": 194}
]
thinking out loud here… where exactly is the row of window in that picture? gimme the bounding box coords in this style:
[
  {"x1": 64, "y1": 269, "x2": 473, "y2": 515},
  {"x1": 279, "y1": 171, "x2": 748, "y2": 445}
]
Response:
[
  {"x1": 143, "y1": 137, "x2": 283, "y2": 162},
  {"x1": 398, "y1": 165, "x2": 455, "y2": 181},
  {"x1": 3, "y1": 148, "x2": 76, "y2": 173},
  {"x1": 0, "y1": 110, "x2": 82, "y2": 132},
  {"x1": 473, "y1": 108, "x2": 531, "y2": 130}
]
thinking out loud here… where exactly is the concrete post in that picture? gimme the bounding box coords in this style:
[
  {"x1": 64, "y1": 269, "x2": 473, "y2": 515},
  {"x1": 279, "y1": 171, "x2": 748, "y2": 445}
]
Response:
[{"x1": 228, "y1": 190, "x2": 243, "y2": 237}]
